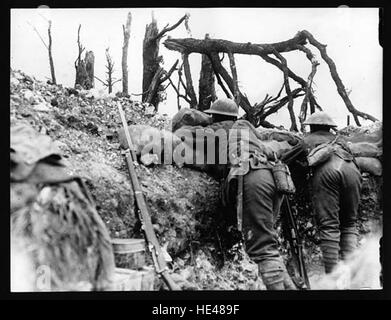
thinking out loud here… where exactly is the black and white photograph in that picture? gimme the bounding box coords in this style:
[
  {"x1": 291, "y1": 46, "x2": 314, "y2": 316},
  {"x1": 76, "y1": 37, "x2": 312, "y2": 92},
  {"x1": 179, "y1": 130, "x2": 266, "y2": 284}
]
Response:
[{"x1": 9, "y1": 6, "x2": 384, "y2": 295}]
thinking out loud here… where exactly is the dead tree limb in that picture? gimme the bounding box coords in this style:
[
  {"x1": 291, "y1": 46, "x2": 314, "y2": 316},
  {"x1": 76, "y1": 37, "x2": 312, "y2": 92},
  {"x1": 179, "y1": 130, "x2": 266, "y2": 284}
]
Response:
[
  {"x1": 301, "y1": 30, "x2": 378, "y2": 125},
  {"x1": 160, "y1": 59, "x2": 179, "y2": 83},
  {"x1": 168, "y1": 77, "x2": 192, "y2": 105},
  {"x1": 164, "y1": 31, "x2": 378, "y2": 128},
  {"x1": 259, "y1": 88, "x2": 305, "y2": 121},
  {"x1": 163, "y1": 32, "x2": 307, "y2": 55},
  {"x1": 273, "y1": 50, "x2": 298, "y2": 131},
  {"x1": 258, "y1": 54, "x2": 307, "y2": 88},
  {"x1": 122, "y1": 12, "x2": 132, "y2": 95},
  {"x1": 215, "y1": 72, "x2": 232, "y2": 99},
  {"x1": 295, "y1": 44, "x2": 320, "y2": 130},
  {"x1": 154, "y1": 13, "x2": 190, "y2": 40},
  {"x1": 182, "y1": 53, "x2": 198, "y2": 108},
  {"x1": 146, "y1": 67, "x2": 164, "y2": 104},
  {"x1": 146, "y1": 59, "x2": 179, "y2": 107},
  {"x1": 228, "y1": 52, "x2": 241, "y2": 106},
  {"x1": 208, "y1": 52, "x2": 252, "y2": 113}
]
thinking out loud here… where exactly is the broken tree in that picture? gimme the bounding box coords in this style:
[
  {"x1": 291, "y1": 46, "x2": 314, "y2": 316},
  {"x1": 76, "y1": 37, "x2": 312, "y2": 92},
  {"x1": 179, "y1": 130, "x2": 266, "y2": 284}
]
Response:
[
  {"x1": 142, "y1": 12, "x2": 190, "y2": 110},
  {"x1": 198, "y1": 37, "x2": 217, "y2": 111},
  {"x1": 74, "y1": 25, "x2": 95, "y2": 90},
  {"x1": 28, "y1": 19, "x2": 56, "y2": 84},
  {"x1": 95, "y1": 48, "x2": 121, "y2": 94},
  {"x1": 164, "y1": 30, "x2": 378, "y2": 130}
]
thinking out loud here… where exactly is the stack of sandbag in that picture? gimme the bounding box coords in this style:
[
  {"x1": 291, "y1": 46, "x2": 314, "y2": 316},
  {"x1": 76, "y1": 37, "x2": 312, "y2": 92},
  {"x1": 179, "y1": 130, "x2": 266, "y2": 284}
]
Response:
[
  {"x1": 256, "y1": 127, "x2": 303, "y2": 146},
  {"x1": 117, "y1": 125, "x2": 182, "y2": 166},
  {"x1": 11, "y1": 123, "x2": 115, "y2": 291},
  {"x1": 256, "y1": 127, "x2": 302, "y2": 159},
  {"x1": 171, "y1": 108, "x2": 212, "y2": 132},
  {"x1": 342, "y1": 123, "x2": 382, "y2": 176}
]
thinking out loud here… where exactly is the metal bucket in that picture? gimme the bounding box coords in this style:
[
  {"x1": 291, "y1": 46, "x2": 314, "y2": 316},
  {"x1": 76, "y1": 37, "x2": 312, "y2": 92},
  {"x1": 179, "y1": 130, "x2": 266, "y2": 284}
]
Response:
[{"x1": 111, "y1": 238, "x2": 146, "y2": 270}]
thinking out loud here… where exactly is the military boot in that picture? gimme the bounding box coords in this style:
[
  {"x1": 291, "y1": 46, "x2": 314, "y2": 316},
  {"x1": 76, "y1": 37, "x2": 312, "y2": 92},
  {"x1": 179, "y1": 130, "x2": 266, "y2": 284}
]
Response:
[
  {"x1": 258, "y1": 260, "x2": 285, "y2": 290},
  {"x1": 340, "y1": 233, "x2": 357, "y2": 261},
  {"x1": 320, "y1": 240, "x2": 340, "y2": 273}
]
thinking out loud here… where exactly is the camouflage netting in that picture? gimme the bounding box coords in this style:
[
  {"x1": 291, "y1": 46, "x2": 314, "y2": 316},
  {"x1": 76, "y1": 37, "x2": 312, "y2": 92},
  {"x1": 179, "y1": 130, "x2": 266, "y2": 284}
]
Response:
[{"x1": 10, "y1": 69, "x2": 382, "y2": 290}]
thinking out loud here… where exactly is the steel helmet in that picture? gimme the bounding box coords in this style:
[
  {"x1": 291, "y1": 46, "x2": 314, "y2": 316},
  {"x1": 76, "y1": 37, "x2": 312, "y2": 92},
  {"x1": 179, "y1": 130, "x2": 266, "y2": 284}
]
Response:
[
  {"x1": 204, "y1": 98, "x2": 239, "y2": 117},
  {"x1": 303, "y1": 111, "x2": 337, "y2": 127}
]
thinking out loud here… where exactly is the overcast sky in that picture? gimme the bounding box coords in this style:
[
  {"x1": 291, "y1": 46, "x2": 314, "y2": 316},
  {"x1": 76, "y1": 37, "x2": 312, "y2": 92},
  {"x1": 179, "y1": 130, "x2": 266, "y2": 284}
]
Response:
[{"x1": 10, "y1": 7, "x2": 382, "y2": 128}]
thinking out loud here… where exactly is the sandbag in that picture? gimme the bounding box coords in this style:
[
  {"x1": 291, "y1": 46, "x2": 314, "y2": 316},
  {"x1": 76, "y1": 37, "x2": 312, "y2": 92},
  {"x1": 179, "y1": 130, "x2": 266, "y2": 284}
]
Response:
[
  {"x1": 171, "y1": 108, "x2": 212, "y2": 132},
  {"x1": 256, "y1": 128, "x2": 302, "y2": 146},
  {"x1": 343, "y1": 124, "x2": 382, "y2": 145},
  {"x1": 261, "y1": 140, "x2": 293, "y2": 159},
  {"x1": 348, "y1": 141, "x2": 382, "y2": 158},
  {"x1": 118, "y1": 125, "x2": 182, "y2": 165},
  {"x1": 355, "y1": 157, "x2": 382, "y2": 176}
]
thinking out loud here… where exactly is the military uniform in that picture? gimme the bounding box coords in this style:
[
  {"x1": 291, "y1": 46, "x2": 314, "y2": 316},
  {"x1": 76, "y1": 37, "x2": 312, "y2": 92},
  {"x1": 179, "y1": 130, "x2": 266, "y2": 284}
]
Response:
[
  {"x1": 303, "y1": 131, "x2": 362, "y2": 272},
  {"x1": 205, "y1": 99, "x2": 295, "y2": 290},
  {"x1": 288, "y1": 112, "x2": 363, "y2": 273}
]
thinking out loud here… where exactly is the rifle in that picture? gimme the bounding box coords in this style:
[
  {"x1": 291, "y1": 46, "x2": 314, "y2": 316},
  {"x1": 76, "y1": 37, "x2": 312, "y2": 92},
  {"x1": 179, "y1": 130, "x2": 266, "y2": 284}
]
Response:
[
  {"x1": 117, "y1": 104, "x2": 180, "y2": 291},
  {"x1": 281, "y1": 195, "x2": 311, "y2": 290}
]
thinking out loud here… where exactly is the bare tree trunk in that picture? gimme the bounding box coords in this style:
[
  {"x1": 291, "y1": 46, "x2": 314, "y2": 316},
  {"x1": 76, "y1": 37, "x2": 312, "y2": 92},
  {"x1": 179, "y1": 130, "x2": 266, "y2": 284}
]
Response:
[
  {"x1": 47, "y1": 21, "x2": 56, "y2": 84},
  {"x1": 273, "y1": 50, "x2": 297, "y2": 131},
  {"x1": 182, "y1": 54, "x2": 198, "y2": 108},
  {"x1": 228, "y1": 52, "x2": 240, "y2": 106},
  {"x1": 28, "y1": 19, "x2": 57, "y2": 85},
  {"x1": 85, "y1": 51, "x2": 95, "y2": 89},
  {"x1": 75, "y1": 25, "x2": 95, "y2": 89},
  {"x1": 94, "y1": 47, "x2": 121, "y2": 93},
  {"x1": 146, "y1": 60, "x2": 178, "y2": 107},
  {"x1": 142, "y1": 13, "x2": 189, "y2": 108},
  {"x1": 198, "y1": 34, "x2": 216, "y2": 111},
  {"x1": 122, "y1": 12, "x2": 132, "y2": 95},
  {"x1": 142, "y1": 14, "x2": 160, "y2": 105}
]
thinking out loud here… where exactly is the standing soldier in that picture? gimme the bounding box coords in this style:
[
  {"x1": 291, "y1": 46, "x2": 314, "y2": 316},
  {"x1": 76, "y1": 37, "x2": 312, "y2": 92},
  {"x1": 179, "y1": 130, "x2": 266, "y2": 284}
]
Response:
[
  {"x1": 283, "y1": 111, "x2": 362, "y2": 274},
  {"x1": 203, "y1": 98, "x2": 296, "y2": 290}
]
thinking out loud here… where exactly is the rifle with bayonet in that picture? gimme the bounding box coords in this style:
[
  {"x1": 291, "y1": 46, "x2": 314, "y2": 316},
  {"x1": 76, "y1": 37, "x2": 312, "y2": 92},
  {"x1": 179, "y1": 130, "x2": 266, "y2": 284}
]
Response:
[
  {"x1": 117, "y1": 104, "x2": 180, "y2": 291},
  {"x1": 281, "y1": 195, "x2": 311, "y2": 290}
]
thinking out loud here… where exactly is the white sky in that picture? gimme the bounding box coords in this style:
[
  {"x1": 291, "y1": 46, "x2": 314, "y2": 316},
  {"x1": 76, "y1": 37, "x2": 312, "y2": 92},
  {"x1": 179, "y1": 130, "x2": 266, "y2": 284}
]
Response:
[{"x1": 10, "y1": 7, "x2": 382, "y2": 128}]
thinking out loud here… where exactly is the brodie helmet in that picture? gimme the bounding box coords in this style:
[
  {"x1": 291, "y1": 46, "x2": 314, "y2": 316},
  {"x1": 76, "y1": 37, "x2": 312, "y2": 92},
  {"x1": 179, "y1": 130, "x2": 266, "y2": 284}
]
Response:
[
  {"x1": 303, "y1": 111, "x2": 337, "y2": 127},
  {"x1": 204, "y1": 98, "x2": 239, "y2": 117}
]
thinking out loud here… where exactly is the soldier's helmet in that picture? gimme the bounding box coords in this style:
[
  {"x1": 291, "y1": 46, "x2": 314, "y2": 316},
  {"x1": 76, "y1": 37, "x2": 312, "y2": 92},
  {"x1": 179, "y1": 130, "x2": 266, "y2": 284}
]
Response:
[
  {"x1": 204, "y1": 98, "x2": 239, "y2": 117},
  {"x1": 303, "y1": 111, "x2": 337, "y2": 127}
]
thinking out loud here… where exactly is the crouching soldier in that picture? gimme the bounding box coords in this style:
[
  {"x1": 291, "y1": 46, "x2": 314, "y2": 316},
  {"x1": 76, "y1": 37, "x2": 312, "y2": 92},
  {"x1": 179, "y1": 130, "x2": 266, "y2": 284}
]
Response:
[
  {"x1": 203, "y1": 98, "x2": 296, "y2": 290},
  {"x1": 282, "y1": 111, "x2": 362, "y2": 274}
]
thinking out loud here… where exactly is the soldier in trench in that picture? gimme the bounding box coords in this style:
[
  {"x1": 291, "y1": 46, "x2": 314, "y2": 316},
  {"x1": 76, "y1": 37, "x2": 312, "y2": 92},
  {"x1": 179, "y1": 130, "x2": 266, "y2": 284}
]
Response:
[
  {"x1": 200, "y1": 98, "x2": 297, "y2": 290},
  {"x1": 281, "y1": 111, "x2": 362, "y2": 274}
]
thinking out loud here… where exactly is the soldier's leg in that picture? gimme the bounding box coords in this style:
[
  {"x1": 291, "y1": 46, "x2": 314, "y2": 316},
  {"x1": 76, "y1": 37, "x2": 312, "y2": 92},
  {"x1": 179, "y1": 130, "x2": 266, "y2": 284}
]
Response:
[
  {"x1": 339, "y1": 163, "x2": 362, "y2": 260},
  {"x1": 312, "y1": 162, "x2": 342, "y2": 273},
  {"x1": 242, "y1": 168, "x2": 285, "y2": 290}
]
